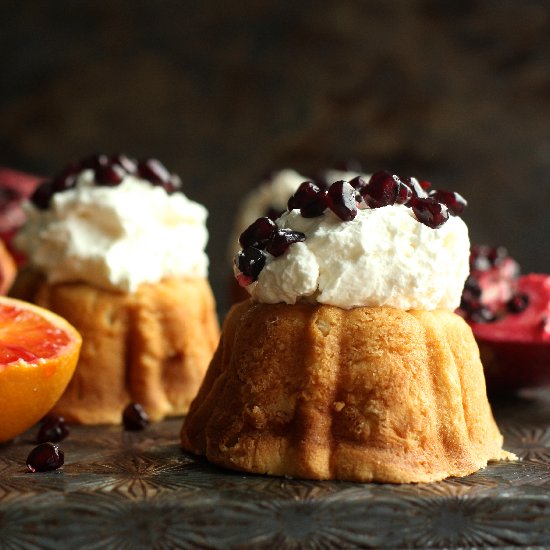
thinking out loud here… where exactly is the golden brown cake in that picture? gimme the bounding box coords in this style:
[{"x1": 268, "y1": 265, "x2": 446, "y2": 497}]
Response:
[
  {"x1": 182, "y1": 300, "x2": 509, "y2": 483},
  {"x1": 25, "y1": 276, "x2": 219, "y2": 424}
]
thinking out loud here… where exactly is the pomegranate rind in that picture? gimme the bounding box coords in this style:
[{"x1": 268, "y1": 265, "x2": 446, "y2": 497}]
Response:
[
  {"x1": 0, "y1": 296, "x2": 81, "y2": 443},
  {"x1": 471, "y1": 274, "x2": 550, "y2": 390}
]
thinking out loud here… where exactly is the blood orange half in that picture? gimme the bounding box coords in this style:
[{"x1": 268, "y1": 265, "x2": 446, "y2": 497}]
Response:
[{"x1": 0, "y1": 296, "x2": 81, "y2": 442}]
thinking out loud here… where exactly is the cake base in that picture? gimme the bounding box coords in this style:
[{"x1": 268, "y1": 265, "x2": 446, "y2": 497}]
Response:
[
  {"x1": 20, "y1": 275, "x2": 219, "y2": 424},
  {"x1": 181, "y1": 300, "x2": 511, "y2": 483}
]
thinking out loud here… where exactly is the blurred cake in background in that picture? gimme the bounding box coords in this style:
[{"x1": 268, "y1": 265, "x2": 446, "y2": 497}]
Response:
[{"x1": 14, "y1": 154, "x2": 219, "y2": 424}]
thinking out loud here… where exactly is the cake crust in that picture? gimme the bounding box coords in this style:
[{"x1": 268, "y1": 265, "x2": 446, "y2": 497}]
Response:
[
  {"x1": 27, "y1": 276, "x2": 219, "y2": 424},
  {"x1": 181, "y1": 300, "x2": 509, "y2": 483}
]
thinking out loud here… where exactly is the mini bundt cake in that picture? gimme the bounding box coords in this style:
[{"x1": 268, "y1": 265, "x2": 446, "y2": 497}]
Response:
[
  {"x1": 182, "y1": 173, "x2": 513, "y2": 483},
  {"x1": 31, "y1": 275, "x2": 218, "y2": 424},
  {"x1": 182, "y1": 301, "x2": 507, "y2": 483},
  {"x1": 14, "y1": 154, "x2": 219, "y2": 424}
]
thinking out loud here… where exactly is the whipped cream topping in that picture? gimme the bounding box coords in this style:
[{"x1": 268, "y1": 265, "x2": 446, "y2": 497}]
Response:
[
  {"x1": 244, "y1": 205, "x2": 470, "y2": 311},
  {"x1": 229, "y1": 169, "x2": 308, "y2": 259},
  {"x1": 16, "y1": 170, "x2": 209, "y2": 293}
]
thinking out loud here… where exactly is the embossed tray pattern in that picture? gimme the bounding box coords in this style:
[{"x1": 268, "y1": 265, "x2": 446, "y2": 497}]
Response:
[{"x1": 1, "y1": 391, "x2": 550, "y2": 549}]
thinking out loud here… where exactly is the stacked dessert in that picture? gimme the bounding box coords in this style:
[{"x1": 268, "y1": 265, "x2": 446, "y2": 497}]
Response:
[
  {"x1": 182, "y1": 172, "x2": 512, "y2": 483},
  {"x1": 14, "y1": 154, "x2": 219, "y2": 424}
]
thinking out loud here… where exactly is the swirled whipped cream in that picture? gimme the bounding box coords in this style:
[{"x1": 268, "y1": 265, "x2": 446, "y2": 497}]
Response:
[
  {"x1": 244, "y1": 205, "x2": 470, "y2": 310},
  {"x1": 16, "y1": 170, "x2": 209, "y2": 293}
]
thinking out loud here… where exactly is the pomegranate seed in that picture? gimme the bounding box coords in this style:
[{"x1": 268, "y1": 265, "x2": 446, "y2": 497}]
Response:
[
  {"x1": 236, "y1": 272, "x2": 254, "y2": 287},
  {"x1": 235, "y1": 247, "x2": 266, "y2": 281},
  {"x1": 460, "y1": 296, "x2": 481, "y2": 314},
  {"x1": 396, "y1": 182, "x2": 413, "y2": 205},
  {"x1": 123, "y1": 403, "x2": 149, "y2": 431},
  {"x1": 429, "y1": 189, "x2": 467, "y2": 216},
  {"x1": 362, "y1": 171, "x2": 400, "y2": 208},
  {"x1": 411, "y1": 197, "x2": 449, "y2": 228},
  {"x1": 402, "y1": 177, "x2": 428, "y2": 199},
  {"x1": 36, "y1": 415, "x2": 69, "y2": 443},
  {"x1": 96, "y1": 164, "x2": 126, "y2": 186},
  {"x1": 470, "y1": 247, "x2": 492, "y2": 271},
  {"x1": 419, "y1": 180, "x2": 432, "y2": 191},
  {"x1": 464, "y1": 275, "x2": 482, "y2": 298},
  {"x1": 506, "y1": 293, "x2": 529, "y2": 314},
  {"x1": 348, "y1": 176, "x2": 369, "y2": 192},
  {"x1": 30, "y1": 181, "x2": 54, "y2": 210},
  {"x1": 162, "y1": 174, "x2": 182, "y2": 194},
  {"x1": 81, "y1": 153, "x2": 109, "y2": 170},
  {"x1": 288, "y1": 181, "x2": 327, "y2": 217},
  {"x1": 110, "y1": 154, "x2": 137, "y2": 174},
  {"x1": 265, "y1": 229, "x2": 305, "y2": 257},
  {"x1": 239, "y1": 217, "x2": 277, "y2": 249},
  {"x1": 265, "y1": 207, "x2": 284, "y2": 220},
  {"x1": 469, "y1": 306, "x2": 497, "y2": 324},
  {"x1": 138, "y1": 158, "x2": 171, "y2": 184},
  {"x1": 487, "y1": 246, "x2": 508, "y2": 266},
  {"x1": 326, "y1": 181, "x2": 357, "y2": 221},
  {"x1": 26, "y1": 443, "x2": 64, "y2": 472}
]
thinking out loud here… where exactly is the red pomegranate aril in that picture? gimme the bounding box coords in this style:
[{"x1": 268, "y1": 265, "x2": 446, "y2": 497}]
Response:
[
  {"x1": 123, "y1": 403, "x2": 150, "y2": 431},
  {"x1": 235, "y1": 247, "x2": 266, "y2": 281},
  {"x1": 36, "y1": 415, "x2": 69, "y2": 443},
  {"x1": 487, "y1": 246, "x2": 508, "y2": 266},
  {"x1": 265, "y1": 207, "x2": 284, "y2": 220},
  {"x1": 163, "y1": 174, "x2": 182, "y2": 194},
  {"x1": 402, "y1": 177, "x2": 428, "y2": 199},
  {"x1": 327, "y1": 181, "x2": 357, "y2": 221},
  {"x1": 81, "y1": 153, "x2": 109, "y2": 170},
  {"x1": 506, "y1": 293, "x2": 529, "y2": 314},
  {"x1": 30, "y1": 181, "x2": 54, "y2": 210},
  {"x1": 110, "y1": 154, "x2": 137, "y2": 174},
  {"x1": 239, "y1": 217, "x2": 277, "y2": 249},
  {"x1": 26, "y1": 443, "x2": 64, "y2": 472},
  {"x1": 96, "y1": 164, "x2": 126, "y2": 186},
  {"x1": 348, "y1": 176, "x2": 369, "y2": 192},
  {"x1": 464, "y1": 275, "x2": 482, "y2": 298},
  {"x1": 429, "y1": 189, "x2": 467, "y2": 216},
  {"x1": 236, "y1": 272, "x2": 254, "y2": 287},
  {"x1": 396, "y1": 182, "x2": 413, "y2": 205},
  {"x1": 419, "y1": 180, "x2": 432, "y2": 191},
  {"x1": 411, "y1": 197, "x2": 449, "y2": 228},
  {"x1": 138, "y1": 158, "x2": 171, "y2": 184},
  {"x1": 363, "y1": 171, "x2": 400, "y2": 208},
  {"x1": 265, "y1": 229, "x2": 305, "y2": 257},
  {"x1": 469, "y1": 305, "x2": 497, "y2": 324},
  {"x1": 300, "y1": 193, "x2": 327, "y2": 217},
  {"x1": 288, "y1": 181, "x2": 323, "y2": 211}
]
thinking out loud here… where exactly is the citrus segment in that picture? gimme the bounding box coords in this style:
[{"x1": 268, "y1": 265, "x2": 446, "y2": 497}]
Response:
[{"x1": 0, "y1": 296, "x2": 81, "y2": 443}]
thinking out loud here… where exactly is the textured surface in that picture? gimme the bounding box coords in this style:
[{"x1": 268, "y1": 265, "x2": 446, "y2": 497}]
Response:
[
  {"x1": 0, "y1": 390, "x2": 549, "y2": 548},
  {"x1": 1, "y1": 1, "x2": 550, "y2": 316},
  {"x1": 182, "y1": 301, "x2": 506, "y2": 483}
]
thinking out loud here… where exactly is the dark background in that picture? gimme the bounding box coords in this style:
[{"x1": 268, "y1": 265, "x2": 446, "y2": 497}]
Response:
[{"x1": 1, "y1": 1, "x2": 549, "y2": 315}]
